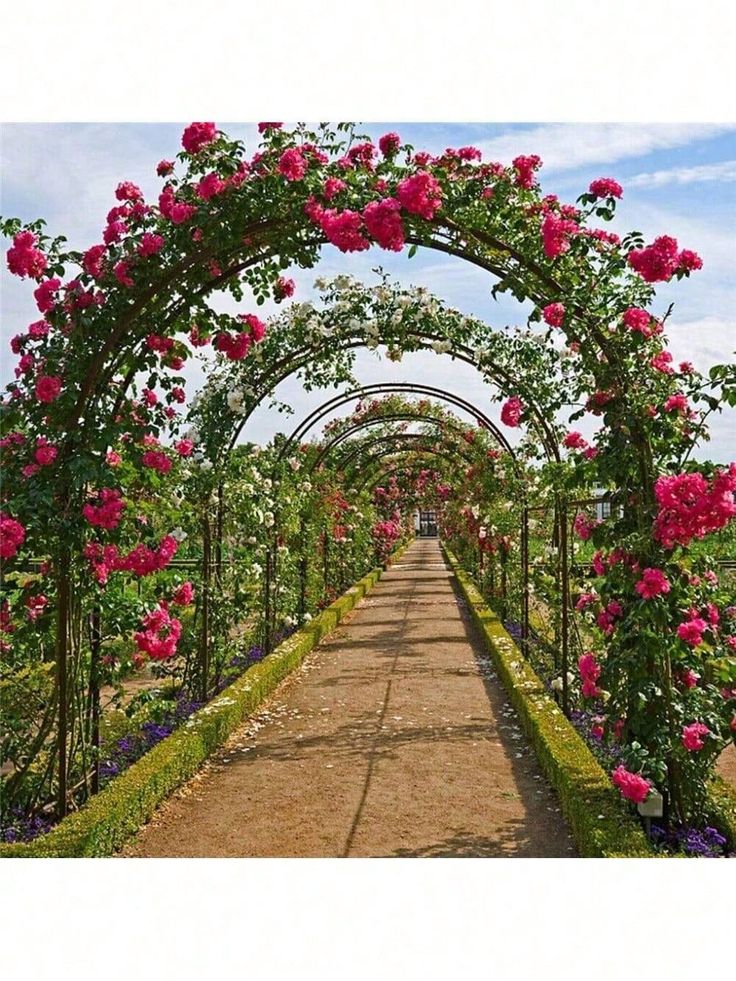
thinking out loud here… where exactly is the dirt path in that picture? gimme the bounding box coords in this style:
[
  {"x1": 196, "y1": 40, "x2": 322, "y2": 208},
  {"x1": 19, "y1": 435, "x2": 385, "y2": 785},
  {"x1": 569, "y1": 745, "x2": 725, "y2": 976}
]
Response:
[
  {"x1": 123, "y1": 539, "x2": 575, "y2": 857},
  {"x1": 718, "y1": 745, "x2": 736, "y2": 787}
]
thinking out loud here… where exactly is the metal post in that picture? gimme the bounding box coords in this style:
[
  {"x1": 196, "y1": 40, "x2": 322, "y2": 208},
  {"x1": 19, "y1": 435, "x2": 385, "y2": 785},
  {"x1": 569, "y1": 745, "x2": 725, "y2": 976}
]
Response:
[
  {"x1": 56, "y1": 546, "x2": 70, "y2": 818},
  {"x1": 200, "y1": 515, "x2": 211, "y2": 701},
  {"x1": 215, "y1": 481, "x2": 224, "y2": 589},
  {"x1": 90, "y1": 601, "x2": 101, "y2": 795},
  {"x1": 521, "y1": 506, "x2": 530, "y2": 658},
  {"x1": 299, "y1": 517, "x2": 307, "y2": 619},
  {"x1": 559, "y1": 499, "x2": 570, "y2": 717}
]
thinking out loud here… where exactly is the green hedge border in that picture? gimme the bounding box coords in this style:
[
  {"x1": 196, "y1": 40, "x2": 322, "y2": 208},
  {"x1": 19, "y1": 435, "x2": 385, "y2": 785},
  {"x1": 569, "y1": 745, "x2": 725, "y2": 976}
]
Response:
[
  {"x1": 1, "y1": 548, "x2": 409, "y2": 859},
  {"x1": 443, "y1": 545, "x2": 655, "y2": 857}
]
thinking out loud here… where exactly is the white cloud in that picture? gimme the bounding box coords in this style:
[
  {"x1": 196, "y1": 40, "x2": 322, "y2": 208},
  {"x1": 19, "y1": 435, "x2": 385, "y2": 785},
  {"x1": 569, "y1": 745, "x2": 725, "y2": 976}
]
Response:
[
  {"x1": 478, "y1": 123, "x2": 735, "y2": 173},
  {"x1": 627, "y1": 160, "x2": 736, "y2": 188}
]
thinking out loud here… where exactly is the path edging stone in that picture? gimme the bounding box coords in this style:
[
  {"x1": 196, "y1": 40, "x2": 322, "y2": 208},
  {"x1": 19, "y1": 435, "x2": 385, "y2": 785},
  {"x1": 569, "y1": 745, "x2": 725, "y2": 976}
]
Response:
[
  {"x1": 443, "y1": 545, "x2": 655, "y2": 858},
  {"x1": 0, "y1": 555, "x2": 405, "y2": 859}
]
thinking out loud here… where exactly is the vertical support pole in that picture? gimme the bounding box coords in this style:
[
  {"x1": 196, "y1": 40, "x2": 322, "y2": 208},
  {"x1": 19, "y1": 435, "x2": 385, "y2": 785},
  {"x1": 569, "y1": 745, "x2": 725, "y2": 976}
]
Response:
[
  {"x1": 90, "y1": 601, "x2": 101, "y2": 795},
  {"x1": 200, "y1": 514, "x2": 211, "y2": 702},
  {"x1": 215, "y1": 481, "x2": 224, "y2": 590},
  {"x1": 500, "y1": 554, "x2": 508, "y2": 622},
  {"x1": 264, "y1": 543, "x2": 272, "y2": 655},
  {"x1": 559, "y1": 498, "x2": 570, "y2": 717},
  {"x1": 56, "y1": 547, "x2": 71, "y2": 818},
  {"x1": 521, "y1": 505, "x2": 530, "y2": 658},
  {"x1": 299, "y1": 516, "x2": 307, "y2": 620}
]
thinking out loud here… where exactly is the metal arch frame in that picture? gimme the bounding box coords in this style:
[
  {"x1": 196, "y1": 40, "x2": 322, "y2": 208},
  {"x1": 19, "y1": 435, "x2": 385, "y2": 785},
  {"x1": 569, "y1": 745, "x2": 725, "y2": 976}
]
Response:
[
  {"x1": 353, "y1": 449, "x2": 471, "y2": 495},
  {"x1": 230, "y1": 344, "x2": 560, "y2": 466},
  {"x1": 275, "y1": 383, "x2": 509, "y2": 459},
  {"x1": 339, "y1": 435, "x2": 476, "y2": 485},
  {"x1": 307, "y1": 412, "x2": 476, "y2": 475},
  {"x1": 273, "y1": 382, "x2": 521, "y2": 469},
  {"x1": 334, "y1": 427, "x2": 473, "y2": 477}
]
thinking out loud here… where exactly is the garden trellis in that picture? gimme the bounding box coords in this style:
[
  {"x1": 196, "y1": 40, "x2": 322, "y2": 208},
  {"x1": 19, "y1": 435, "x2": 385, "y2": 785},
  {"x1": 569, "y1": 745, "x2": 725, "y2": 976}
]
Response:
[{"x1": 2, "y1": 121, "x2": 735, "y2": 845}]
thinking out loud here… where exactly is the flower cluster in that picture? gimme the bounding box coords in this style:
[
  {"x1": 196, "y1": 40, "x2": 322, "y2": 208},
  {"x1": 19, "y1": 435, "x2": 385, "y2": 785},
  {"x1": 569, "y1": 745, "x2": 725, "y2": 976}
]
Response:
[
  {"x1": 6, "y1": 231, "x2": 47, "y2": 279},
  {"x1": 134, "y1": 602, "x2": 182, "y2": 661},
  {"x1": 611, "y1": 765, "x2": 651, "y2": 804},
  {"x1": 578, "y1": 651, "x2": 602, "y2": 699},
  {"x1": 82, "y1": 489, "x2": 126, "y2": 530},
  {"x1": 634, "y1": 568, "x2": 671, "y2": 600},
  {"x1": 84, "y1": 535, "x2": 179, "y2": 583},
  {"x1": 627, "y1": 235, "x2": 702, "y2": 282},
  {"x1": 653, "y1": 466, "x2": 736, "y2": 549},
  {"x1": 681, "y1": 722, "x2": 710, "y2": 752},
  {"x1": 0, "y1": 513, "x2": 26, "y2": 560},
  {"x1": 500, "y1": 396, "x2": 523, "y2": 427}
]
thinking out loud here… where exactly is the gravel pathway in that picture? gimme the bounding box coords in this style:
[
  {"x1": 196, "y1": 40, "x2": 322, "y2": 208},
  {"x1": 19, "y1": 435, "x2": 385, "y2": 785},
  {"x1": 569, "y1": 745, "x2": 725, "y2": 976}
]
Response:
[{"x1": 123, "y1": 539, "x2": 575, "y2": 857}]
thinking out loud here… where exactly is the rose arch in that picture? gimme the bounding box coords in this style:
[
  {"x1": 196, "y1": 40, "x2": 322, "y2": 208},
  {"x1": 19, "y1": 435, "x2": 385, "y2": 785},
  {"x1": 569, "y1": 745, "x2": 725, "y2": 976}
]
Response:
[{"x1": 2, "y1": 120, "x2": 735, "y2": 835}]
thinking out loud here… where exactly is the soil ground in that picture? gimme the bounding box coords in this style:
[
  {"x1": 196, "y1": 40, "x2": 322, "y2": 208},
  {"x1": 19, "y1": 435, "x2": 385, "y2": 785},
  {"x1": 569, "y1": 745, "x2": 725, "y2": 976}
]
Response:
[{"x1": 123, "y1": 539, "x2": 575, "y2": 857}]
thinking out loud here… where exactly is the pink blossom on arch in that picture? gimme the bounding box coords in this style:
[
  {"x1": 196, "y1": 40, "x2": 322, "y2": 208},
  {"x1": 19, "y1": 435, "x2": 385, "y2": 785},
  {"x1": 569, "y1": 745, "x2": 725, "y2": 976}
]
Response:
[
  {"x1": 0, "y1": 513, "x2": 26, "y2": 560},
  {"x1": 663, "y1": 393, "x2": 688, "y2": 414},
  {"x1": 35, "y1": 375, "x2": 62, "y2": 403},
  {"x1": 34, "y1": 439, "x2": 57, "y2": 466},
  {"x1": 141, "y1": 449, "x2": 172, "y2": 474},
  {"x1": 33, "y1": 278, "x2": 61, "y2": 313},
  {"x1": 650, "y1": 350, "x2": 674, "y2": 375},
  {"x1": 681, "y1": 722, "x2": 710, "y2": 752},
  {"x1": 317, "y1": 209, "x2": 370, "y2": 253},
  {"x1": 278, "y1": 147, "x2": 307, "y2": 181},
  {"x1": 322, "y1": 177, "x2": 347, "y2": 200},
  {"x1": 635, "y1": 568, "x2": 671, "y2": 600},
  {"x1": 573, "y1": 513, "x2": 599, "y2": 541},
  {"x1": 83, "y1": 244, "x2": 107, "y2": 279},
  {"x1": 115, "y1": 181, "x2": 143, "y2": 202},
  {"x1": 273, "y1": 277, "x2": 295, "y2": 302},
  {"x1": 654, "y1": 467, "x2": 736, "y2": 548},
  {"x1": 171, "y1": 581, "x2": 195, "y2": 606},
  {"x1": 627, "y1": 236, "x2": 702, "y2": 283},
  {"x1": 677, "y1": 617, "x2": 707, "y2": 647},
  {"x1": 396, "y1": 171, "x2": 443, "y2": 220},
  {"x1": 83, "y1": 488, "x2": 125, "y2": 530},
  {"x1": 563, "y1": 431, "x2": 587, "y2": 450},
  {"x1": 500, "y1": 396, "x2": 523, "y2": 428},
  {"x1": 137, "y1": 233, "x2": 165, "y2": 257},
  {"x1": 378, "y1": 132, "x2": 401, "y2": 157},
  {"x1": 363, "y1": 198, "x2": 405, "y2": 252},
  {"x1": 578, "y1": 652, "x2": 602, "y2": 699},
  {"x1": 542, "y1": 302, "x2": 565, "y2": 327},
  {"x1": 181, "y1": 122, "x2": 217, "y2": 154},
  {"x1": 512, "y1": 154, "x2": 541, "y2": 189},
  {"x1": 589, "y1": 177, "x2": 623, "y2": 199},
  {"x1": 113, "y1": 260, "x2": 134, "y2": 288},
  {"x1": 6, "y1": 231, "x2": 48, "y2": 279},
  {"x1": 540, "y1": 213, "x2": 579, "y2": 258},
  {"x1": 134, "y1": 603, "x2": 182, "y2": 661}
]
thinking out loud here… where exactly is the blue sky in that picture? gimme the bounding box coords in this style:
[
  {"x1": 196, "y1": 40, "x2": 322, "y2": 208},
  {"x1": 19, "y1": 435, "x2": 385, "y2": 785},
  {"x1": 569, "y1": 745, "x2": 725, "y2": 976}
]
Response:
[{"x1": 1, "y1": 122, "x2": 734, "y2": 461}]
